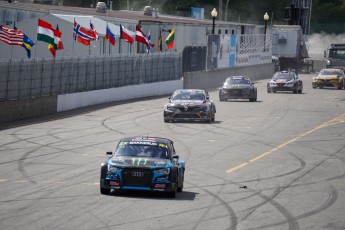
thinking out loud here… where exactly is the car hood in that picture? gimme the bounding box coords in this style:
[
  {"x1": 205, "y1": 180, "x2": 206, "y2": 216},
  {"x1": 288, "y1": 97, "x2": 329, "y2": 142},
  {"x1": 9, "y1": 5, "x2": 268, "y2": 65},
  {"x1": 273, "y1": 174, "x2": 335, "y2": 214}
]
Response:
[
  {"x1": 169, "y1": 100, "x2": 205, "y2": 105},
  {"x1": 222, "y1": 84, "x2": 250, "y2": 89},
  {"x1": 317, "y1": 74, "x2": 340, "y2": 80},
  {"x1": 109, "y1": 156, "x2": 169, "y2": 168},
  {"x1": 271, "y1": 79, "x2": 293, "y2": 83}
]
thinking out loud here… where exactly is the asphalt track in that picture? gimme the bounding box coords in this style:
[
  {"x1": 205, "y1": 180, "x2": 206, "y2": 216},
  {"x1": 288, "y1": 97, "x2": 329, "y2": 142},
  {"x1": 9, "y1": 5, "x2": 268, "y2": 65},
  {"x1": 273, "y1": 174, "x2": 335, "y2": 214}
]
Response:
[{"x1": 1, "y1": 73, "x2": 345, "y2": 230}]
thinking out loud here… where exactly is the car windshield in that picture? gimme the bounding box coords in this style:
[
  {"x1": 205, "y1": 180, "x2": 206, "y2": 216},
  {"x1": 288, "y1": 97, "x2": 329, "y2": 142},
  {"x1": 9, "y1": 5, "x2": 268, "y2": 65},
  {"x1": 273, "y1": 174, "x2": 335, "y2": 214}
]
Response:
[
  {"x1": 115, "y1": 142, "x2": 169, "y2": 159},
  {"x1": 273, "y1": 73, "x2": 294, "y2": 81},
  {"x1": 171, "y1": 90, "x2": 205, "y2": 101},
  {"x1": 226, "y1": 78, "x2": 250, "y2": 85},
  {"x1": 320, "y1": 69, "x2": 342, "y2": 75}
]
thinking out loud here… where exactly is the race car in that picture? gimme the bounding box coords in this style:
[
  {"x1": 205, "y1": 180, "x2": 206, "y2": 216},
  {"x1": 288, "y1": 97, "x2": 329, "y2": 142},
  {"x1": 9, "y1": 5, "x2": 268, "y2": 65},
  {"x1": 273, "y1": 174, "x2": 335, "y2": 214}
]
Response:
[
  {"x1": 163, "y1": 89, "x2": 216, "y2": 123},
  {"x1": 312, "y1": 68, "x2": 345, "y2": 89},
  {"x1": 267, "y1": 71, "x2": 303, "y2": 93},
  {"x1": 100, "y1": 136, "x2": 185, "y2": 198},
  {"x1": 219, "y1": 76, "x2": 257, "y2": 102}
]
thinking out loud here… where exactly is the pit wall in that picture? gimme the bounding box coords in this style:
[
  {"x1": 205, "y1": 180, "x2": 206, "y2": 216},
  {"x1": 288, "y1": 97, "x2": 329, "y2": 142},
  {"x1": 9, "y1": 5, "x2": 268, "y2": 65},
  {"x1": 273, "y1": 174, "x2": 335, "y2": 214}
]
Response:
[{"x1": 0, "y1": 63, "x2": 274, "y2": 124}]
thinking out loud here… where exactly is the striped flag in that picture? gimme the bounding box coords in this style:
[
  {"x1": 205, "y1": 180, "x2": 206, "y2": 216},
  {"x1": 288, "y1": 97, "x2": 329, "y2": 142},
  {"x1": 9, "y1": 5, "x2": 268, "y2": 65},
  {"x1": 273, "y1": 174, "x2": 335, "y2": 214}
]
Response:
[
  {"x1": 165, "y1": 27, "x2": 175, "y2": 49},
  {"x1": 0, "y1": 24, "x2": 24, "y2": 46},
  {"x1": 106, "y1": 24, "x2": 116, "y2": 46},
  {"x1": 135, "y1": 25, "x2": 154, "y2": 48},
  {"x1": 48, "y1": 25, "x2": 63, "y2": 57},
  {"x1": 158, "y1": 30, "x2": 162, "y2": 52},
  {"x1": 37, "y1": 19, "x2": 56, "y2": 49}
]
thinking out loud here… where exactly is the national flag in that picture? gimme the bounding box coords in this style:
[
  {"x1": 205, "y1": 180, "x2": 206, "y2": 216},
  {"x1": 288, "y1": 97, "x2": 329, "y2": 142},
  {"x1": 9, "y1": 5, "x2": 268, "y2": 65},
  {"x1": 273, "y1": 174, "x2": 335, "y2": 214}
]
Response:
[
  {"x1": 14, "y1": 23, "x2": 35, "y2": 58},
  {"x1": 48, "y1": 25, "x2": 63, "y2": 57},
  {"x1": 135, "y1": 25, "x2": 154, "y2": 48},
  {"x1": 120, "y1": 24, "x2": 134, "y2": 44},
  {"x1": 158, "y1": 30, "x2": 162, "y2": 52},
  {"x1": 55, "y1": 25, "x2": 64, "y2": 50},
  {"x1": 73, "y1": 19, "x2": 98, "y2": 46},
  {"x1": 90, "y1": 21, "x2": 99, "y2": 40},
  {"x1": 146, "y1": 30, "x2": 152, "y2": 54},
  {"x1": 165, "y1": 27, "x2": 175, "y2": 49},
  {"x1": 106, "y1": 24, "x2": 116, "y2": 46},
  {"x1": 0, "y1": 24, "x2": 23, "y2": 46},
  {"x1": 37, "y1": 19, "x2": 56, "y2": 49},
  {"x1": 22, "y1": 34, "x2": 35, "y2": 58}
]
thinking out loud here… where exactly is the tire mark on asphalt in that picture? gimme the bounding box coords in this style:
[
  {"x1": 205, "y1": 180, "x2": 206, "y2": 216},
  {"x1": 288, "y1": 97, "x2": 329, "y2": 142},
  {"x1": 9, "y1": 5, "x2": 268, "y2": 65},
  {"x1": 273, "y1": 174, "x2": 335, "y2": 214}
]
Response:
[{"x1": 251, "y1": 186, "x2": 338, "y2": 229}]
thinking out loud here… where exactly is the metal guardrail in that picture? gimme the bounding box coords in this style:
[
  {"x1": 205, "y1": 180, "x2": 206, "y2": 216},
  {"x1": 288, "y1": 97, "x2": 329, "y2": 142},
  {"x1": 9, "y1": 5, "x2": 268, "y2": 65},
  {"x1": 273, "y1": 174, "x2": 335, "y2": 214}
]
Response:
[{"x1": 0, "y1": 52, "x2": 182, "y2": 101}]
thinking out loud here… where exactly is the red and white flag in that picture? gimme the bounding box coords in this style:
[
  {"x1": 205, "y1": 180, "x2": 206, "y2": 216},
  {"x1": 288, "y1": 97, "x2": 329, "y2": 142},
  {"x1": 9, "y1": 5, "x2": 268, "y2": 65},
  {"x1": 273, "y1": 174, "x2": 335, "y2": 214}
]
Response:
[
  {"x1": 135, "y1": 25, "x2": 154, "y2": 48},
  {"x1": 120, "y1": 24, "x2": 134, "y2": 44},
  {"x1": 0, "y1": 24, "x2": 23, "y2": 46}
]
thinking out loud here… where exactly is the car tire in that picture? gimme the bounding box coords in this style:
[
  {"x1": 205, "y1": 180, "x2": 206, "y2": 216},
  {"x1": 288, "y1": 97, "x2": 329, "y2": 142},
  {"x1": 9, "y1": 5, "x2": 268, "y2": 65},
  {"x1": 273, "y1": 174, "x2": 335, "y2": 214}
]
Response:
[
  {"x1": 267, "y1": 88, "x2": 271, "y2": 93},
  {"x1": 177, "y1": 170, "x2": 184, "y2": 192},
  {"x1": 100, "y1": 187, "x2": 111, "y2": 195},
  {"x1": 167, "y1": 190, "x2": 176, "y2": 198},
  {"x1": 164, "y1": 119, "x2": 169, "y2": 123},
  {"x1": 219, "y1": 97, "x2": 226, "y2": 102}
]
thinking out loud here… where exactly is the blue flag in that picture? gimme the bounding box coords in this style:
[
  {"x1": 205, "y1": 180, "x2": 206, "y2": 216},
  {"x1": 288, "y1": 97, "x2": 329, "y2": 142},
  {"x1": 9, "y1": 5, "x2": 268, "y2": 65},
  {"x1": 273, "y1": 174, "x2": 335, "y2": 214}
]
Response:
[{"x1": 14, "y1": 22, "x2": 35, "y2": 58}]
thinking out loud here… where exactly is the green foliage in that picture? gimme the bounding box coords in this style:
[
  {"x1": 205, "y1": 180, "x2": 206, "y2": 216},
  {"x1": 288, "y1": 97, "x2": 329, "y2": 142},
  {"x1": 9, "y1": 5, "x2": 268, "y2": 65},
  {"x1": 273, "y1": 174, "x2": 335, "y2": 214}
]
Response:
[{"x1": 67, "y1": 0, "x2": 345, "y2": 34}]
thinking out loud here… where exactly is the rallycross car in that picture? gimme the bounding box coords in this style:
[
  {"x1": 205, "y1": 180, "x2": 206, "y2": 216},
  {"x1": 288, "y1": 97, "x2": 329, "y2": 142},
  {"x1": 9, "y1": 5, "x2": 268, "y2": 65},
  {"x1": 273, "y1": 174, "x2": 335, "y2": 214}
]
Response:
[
  {"x1": 219, "y1": 76, "x2": 257, "y2": 102},
  {"x1": 312, "y1": 68, "x2": 345, "y2": 89},
  {"x1": 267, "y1": 71, "x2": 303, "y2": 93},
  {"x1": 163, "y1": 89, "x2": 216, "y2": 123},
  {"x1": 100, "y1": 136, "x2": 185, "y2": 198}
]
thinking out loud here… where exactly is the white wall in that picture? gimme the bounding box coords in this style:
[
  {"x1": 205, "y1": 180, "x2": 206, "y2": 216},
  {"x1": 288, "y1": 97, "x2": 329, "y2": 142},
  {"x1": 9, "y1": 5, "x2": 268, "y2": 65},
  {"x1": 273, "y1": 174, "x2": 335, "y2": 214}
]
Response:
[{"x1": 57, "y1": 79, "x2": 183, "y2": 112}]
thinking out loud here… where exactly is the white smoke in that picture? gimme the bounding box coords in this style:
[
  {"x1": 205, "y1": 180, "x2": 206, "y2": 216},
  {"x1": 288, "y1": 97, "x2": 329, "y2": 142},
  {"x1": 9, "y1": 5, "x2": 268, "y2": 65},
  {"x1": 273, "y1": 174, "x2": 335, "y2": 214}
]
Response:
[{"x1": 307, "y1": 32, "x2": 345, "y2": 60}]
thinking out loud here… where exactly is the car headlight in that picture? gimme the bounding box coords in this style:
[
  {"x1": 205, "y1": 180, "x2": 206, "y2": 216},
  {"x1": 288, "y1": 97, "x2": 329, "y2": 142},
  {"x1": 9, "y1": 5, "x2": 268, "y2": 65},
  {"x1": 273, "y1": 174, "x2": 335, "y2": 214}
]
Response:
[
  {"x1": 154, "y1": 168, "x2": 170, "y2": 175},
  {"x1": 285, "y1": 81, "x2": 294, "y2": 86},
  {"x1": 270, "y1": 81, "x2": 277, "y2": 86},
  {"x1": 326, "y1": 60, "x2": 331, "y2": 65},
  {"x1": 108, "y1": 164, "x2": 121, "y2": 172}
]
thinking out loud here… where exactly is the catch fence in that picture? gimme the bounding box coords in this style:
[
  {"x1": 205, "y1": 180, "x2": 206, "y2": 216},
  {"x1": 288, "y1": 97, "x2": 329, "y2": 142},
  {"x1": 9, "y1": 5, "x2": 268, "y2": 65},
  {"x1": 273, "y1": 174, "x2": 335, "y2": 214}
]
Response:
[{"x1": 0, "y1": 52, "x2": 182, "y2": 101}]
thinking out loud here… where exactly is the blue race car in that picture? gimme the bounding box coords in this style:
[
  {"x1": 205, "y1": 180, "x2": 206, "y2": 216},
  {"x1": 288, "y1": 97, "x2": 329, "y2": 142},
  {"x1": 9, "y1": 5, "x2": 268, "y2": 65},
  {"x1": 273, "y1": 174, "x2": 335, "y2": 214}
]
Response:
[{"x1": 100, "y1": 136, "x2": 185, "y2": 198}]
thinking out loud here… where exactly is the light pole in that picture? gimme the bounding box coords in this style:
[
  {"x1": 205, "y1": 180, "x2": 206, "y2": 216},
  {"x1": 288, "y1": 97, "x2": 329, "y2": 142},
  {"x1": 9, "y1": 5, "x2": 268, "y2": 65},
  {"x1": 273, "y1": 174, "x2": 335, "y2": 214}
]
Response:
[
  {"x1": 211, "y1": 8, "x2": 218, "y2": 34},
  {"x1": 264, "y1": 12, "x2": 269, "y2": 52}
]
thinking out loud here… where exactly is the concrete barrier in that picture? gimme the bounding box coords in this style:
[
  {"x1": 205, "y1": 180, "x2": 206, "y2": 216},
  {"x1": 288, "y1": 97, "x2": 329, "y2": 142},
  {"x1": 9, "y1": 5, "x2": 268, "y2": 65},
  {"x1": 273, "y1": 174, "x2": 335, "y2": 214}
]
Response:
[
  {"x1": 183, "y1": 63, "x2": 274, "y2": 89},
  {"x1": 0, "y1": 96, "x2": 57, "y2": 124},
  {"x1": 57, "y1": 79, "x2": 183, "y2": 112},
  {"x1": 0, "y1": 64, "x2": 273, "y2": 125}
]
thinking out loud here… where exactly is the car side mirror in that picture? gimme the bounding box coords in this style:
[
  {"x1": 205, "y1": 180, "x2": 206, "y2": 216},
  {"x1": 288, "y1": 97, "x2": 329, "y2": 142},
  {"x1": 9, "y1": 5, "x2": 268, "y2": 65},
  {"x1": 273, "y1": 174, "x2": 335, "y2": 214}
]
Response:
[{"x1": 106, "y1": 151, "x2": 112, "y2": 156}]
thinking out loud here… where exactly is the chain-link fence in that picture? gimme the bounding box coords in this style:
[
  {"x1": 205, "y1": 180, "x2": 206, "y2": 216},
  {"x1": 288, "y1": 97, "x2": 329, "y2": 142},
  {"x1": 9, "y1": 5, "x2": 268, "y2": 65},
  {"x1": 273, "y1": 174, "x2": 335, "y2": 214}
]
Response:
[{"x1": 0, "y1": 52, "x2": 182, "y2": 101}]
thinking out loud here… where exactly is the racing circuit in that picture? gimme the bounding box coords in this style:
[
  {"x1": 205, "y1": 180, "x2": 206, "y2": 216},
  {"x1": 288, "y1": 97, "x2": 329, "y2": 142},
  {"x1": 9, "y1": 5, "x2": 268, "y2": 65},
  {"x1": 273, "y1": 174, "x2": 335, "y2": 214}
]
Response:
[{"x1": 1, "y1": 73, "x2": 345, "y2": 230}]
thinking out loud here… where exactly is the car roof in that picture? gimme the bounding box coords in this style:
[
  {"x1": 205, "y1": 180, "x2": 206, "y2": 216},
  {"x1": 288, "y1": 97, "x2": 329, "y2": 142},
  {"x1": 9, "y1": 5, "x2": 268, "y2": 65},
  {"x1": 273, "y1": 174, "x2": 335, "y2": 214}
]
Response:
[{"x1": 119, "y1": 136, "x2": 173, "y2": 145}]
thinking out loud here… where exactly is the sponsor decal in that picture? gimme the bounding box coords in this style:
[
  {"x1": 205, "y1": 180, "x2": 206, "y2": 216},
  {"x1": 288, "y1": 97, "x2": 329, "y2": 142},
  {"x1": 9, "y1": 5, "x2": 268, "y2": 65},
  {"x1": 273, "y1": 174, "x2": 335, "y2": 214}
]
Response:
[
  {"x1": 129, "y1": 141, "x2": 158, "y2": 146},
  {"x1": 109, "y1": 181, "x2": 120, "y2": 186},
  {"x1": 276, "y1": 79, "x2": 287, "y2": 83},
  {"x1": 131, "y1": 158, "x2": 148, "y2": 166},
  {"x1": 155, "y1": 184, "x2": 166, "y2": 189},
  {"x1": 159, "y1": 143, "x2": 168, "y2": 149}
]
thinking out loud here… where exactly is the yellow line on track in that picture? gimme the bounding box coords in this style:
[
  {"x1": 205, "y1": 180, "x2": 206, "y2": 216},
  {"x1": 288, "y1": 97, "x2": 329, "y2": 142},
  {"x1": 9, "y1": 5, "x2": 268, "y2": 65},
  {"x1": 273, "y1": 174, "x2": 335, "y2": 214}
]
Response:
[{"x1": 226, "y1": 113, "x2": 345, "y2": 174}]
